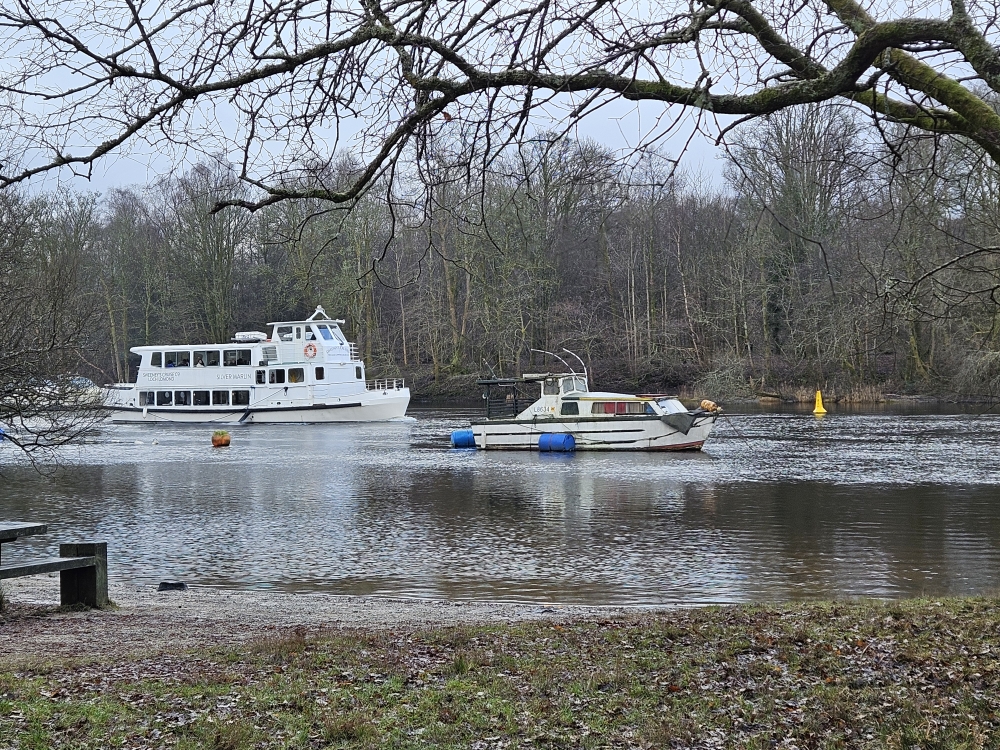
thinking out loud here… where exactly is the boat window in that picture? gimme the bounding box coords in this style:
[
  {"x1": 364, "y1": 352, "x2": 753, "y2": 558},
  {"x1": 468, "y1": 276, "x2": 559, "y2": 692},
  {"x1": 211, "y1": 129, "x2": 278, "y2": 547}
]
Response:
[
  {"x1": 355, "y1": 366, "x2": 363, "y2": 380},
  {"x1": 590, "y1": 401, "x2": 646, "y2": 415},
  {"x1": 295, "y1": 327, "x2": 302, "y2": 340},
  {"x1": 150, "y1": 352, "x2": 161, "y2": 368},
  {"x1": 256, "y1": 370, "x2": 266, "y2": 384},
  {"x1": 329, "y1": 326, "x2": 346, "y2": 344},
  {"x1": 561, "y1": 379, "x2": 581, "y2": 394},
  {"x1": 194, "y1": 350, "x2": 220, "y2": 367},
  {"x1": 174, "y1": 391, "x2": 191, "y2": 406},
  {"x1": 315, "y1": 325, "x2": 334, "y2": 341},
  {"x1": 212, "y1": 390, "x2": 229, "y2": 405},
  {"x1": 288, "y1": 368, "x2": 304, "y2": 383},
  {"x1": 315, "y1": 367, "x2": 325, "y2": 380},
  {"x1": 193, "y1": 391, "x2": 210, "y2": 406},
  {"x1": 223, "y1": 349, "x2": 251, "y2": 366},
  {"x1": 276, "y1": 325, "x2": 293, "y2": 341},
  {"x1": 543, "y1": 379, "x2": 559, "y2": 395},
  {"x1": 232, "y1": 390, "x2": 250, "y2": 406},
  {"x1": 156, "y1": 391, "x2": 172, "y2": 406},
  {"x1": 574, "y1": 377, "x2": 588, "y2": 392},
  {"x1": 165, "y1": 351, "x2": 190, "y2": 368},
  {"x1": 560, "y1": 402, "x2": 579, "y2": 416},
  {"x1": 269, "y1": 369, "x2": 285, "y2": 384},
  {"x1": 140, "y1": 391, "x2": 154, "y2": 406}
]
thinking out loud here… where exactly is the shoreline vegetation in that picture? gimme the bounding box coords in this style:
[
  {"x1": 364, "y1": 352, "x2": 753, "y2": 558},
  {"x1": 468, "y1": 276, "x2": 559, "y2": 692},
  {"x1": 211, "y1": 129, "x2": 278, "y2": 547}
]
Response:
[
  {"x1": 2, "y1": 586, "x2": 1000, "y2": 748},
  {"x1": 403, "y1": 371, "x2": 994, "y2": 407}
]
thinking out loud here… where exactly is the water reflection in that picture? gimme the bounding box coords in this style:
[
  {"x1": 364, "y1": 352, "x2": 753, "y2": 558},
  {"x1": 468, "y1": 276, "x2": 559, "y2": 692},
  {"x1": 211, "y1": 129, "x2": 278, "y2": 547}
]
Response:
[{"x1": 0, "y1": 408, "x2": 999, "y2": 604}]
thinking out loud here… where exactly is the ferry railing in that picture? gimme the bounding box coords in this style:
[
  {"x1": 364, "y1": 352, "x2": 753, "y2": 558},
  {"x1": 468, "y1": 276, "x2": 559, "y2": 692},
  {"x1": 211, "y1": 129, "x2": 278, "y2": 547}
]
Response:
[
  {"x1": 367, "y1": 378, "x2": 406, "y2": 392},
  {"x1": 349, "y1": 343, "x2": 360, "y2": 361}
]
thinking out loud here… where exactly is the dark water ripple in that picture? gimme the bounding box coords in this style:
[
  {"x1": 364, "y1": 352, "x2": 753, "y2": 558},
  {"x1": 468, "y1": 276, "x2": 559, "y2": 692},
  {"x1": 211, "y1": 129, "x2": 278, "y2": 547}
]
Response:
[{"x1": 1, "y1": 406, "x2": 999, "y2": 604}]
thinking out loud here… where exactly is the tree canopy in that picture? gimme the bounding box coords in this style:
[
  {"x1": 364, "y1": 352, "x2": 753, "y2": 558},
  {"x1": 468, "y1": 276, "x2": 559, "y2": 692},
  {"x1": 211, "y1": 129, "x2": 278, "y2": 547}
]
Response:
[{"x1": 3, "y1": 0, "x2": 1000, "y2": 206}]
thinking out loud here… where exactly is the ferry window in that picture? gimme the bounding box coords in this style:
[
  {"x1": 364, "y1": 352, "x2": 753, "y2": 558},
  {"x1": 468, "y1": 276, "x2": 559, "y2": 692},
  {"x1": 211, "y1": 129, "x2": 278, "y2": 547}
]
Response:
[
  {"x1": 150, "y1": 352, "x2": 161, "y2": 367},
  {"x1": 224, "y1": 349, "x2": 252, "y2": 366},
  {"x1": 329, "y1": 326, "x2": 346, "y2": 344},
  {"x1": 355, "y1": 366, "x2": 363, "y2": 380},
  {"x1": 232, "y1": 390, "x2": 250, "y2": 406},
  {"x1": 256, "y1": 370, "x2": 266, "y2": 384},
  {"x1": 276, "y1": 325, "x2": 293, "y2": 341},
  {"x1": 140, "y1": 391, "x2": 154, "y2": 406},
  {"x1": 288, "y1": 368, "x2": 304, "y2": 383},
  {"x1": 295, "y1": 327, "x2": 302, "y2": 340},
  {"x1": 560, "y1": 402, "x2": 579, "y2": 416},
  {"x1": 212, "y1": 390, "x2": 229, "y2": 405},
  {"x1": 174, "y1": 391, "x2": 191, "y2": 406},
  {"x1": 194, "y1": 350, "x2": 220, "y2": 367},
  {"x1": 316, "y1": 325, "x2": 333, "y2": 341},
  {"x1": 315, "y1": 367, "x2": 325, "y2": 380},
  {"x1": 269, "y1": 369, "x2": 285, "y2": 384},
  {"x1": 543, "y1": 379, "x2": 559, "y2": 395},
  {"x1": 193, "y1": 391, "x2": 210, "y2": 406},
  {"x1": 305, "y1": 328, "x2": 315, "y2": 341},
  {"x1": 165, "y1": 351, "x2": 190, "y2": 368},
  {"x1": 156, "y1": 391, "x2": 172, "y2": 406}
]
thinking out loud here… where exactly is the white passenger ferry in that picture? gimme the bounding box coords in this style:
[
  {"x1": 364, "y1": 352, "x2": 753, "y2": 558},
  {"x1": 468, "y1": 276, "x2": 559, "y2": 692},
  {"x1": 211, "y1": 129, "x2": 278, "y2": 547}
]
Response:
[
  {"x1": 452, "y1": 352, "x2": 719, "y2": 451},
  {"x1": 104, "y1": 307, "x2": 409, "y2": 423}
]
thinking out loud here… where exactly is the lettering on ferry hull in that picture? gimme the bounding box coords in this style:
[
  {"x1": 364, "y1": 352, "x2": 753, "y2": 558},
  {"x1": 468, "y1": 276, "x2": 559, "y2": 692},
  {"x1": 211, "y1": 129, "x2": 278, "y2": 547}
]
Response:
[
  {"x1": 219, "y1": 373, "x2": 252, "y2": 380},
  {"x1": 143, "y1": 373, "x2": 177, "y2": 382}
]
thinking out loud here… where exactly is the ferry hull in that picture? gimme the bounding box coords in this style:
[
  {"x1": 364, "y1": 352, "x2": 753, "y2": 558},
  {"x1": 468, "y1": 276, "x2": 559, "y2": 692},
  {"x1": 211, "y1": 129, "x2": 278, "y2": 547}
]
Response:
[
  {"x1": 471, "y1": 414, "x2": 716, "y2": 451},
  {"x1": 107, "y1": 391, "x2": 409, "y2": 424}
]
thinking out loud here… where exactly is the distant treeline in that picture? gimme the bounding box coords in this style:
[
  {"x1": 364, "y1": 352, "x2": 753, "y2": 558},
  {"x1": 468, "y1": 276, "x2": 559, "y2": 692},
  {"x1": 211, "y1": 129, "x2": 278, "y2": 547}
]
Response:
[{"x1": 8, "y1": 104, "x2": 1000, "y2": 400}]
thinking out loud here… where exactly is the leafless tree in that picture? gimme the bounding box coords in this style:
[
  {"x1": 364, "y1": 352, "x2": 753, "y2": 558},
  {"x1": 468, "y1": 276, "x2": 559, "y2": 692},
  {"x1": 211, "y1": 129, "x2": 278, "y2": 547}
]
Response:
[
  {"x1": 3, "y1": 0, "x2": 1000, "y2": 208},
  {"x1": 0, "y1": 191, "x2": 106, "y2": 463}
]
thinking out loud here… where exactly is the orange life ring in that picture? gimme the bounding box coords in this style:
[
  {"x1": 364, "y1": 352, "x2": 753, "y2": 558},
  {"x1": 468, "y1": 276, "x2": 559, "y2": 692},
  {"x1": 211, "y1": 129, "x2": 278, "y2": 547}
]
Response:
[{"x1": 304, "y1": 343, "x2": 318, "y2": 359}]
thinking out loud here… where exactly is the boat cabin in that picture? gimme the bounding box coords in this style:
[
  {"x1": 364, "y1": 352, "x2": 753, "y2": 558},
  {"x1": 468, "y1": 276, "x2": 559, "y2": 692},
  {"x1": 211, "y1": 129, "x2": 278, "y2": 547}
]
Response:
[{"x1": 478, "y1": 372, "x2": 678, "y2": 421}]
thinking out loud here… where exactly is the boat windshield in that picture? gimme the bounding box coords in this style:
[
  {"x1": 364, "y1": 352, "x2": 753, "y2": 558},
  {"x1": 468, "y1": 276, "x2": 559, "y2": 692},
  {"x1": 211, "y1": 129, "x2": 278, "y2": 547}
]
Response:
[{"x1": 561, "y1": 376, "x2": 588, "y2": 394}]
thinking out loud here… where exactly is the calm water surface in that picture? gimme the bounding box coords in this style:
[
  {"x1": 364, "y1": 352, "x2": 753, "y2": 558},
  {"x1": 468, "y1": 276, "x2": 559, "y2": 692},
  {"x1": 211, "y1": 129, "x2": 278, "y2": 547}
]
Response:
[{"x1": 2, "y1": 405, "x2": 1000, "y2": 605}]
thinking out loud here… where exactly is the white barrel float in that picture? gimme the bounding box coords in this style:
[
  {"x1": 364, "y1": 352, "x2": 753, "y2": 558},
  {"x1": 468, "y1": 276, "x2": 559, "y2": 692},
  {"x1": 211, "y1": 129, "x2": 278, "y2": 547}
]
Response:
[
  {"x1": 450, "y1": 429, "x2": 477, "y2": 448},
  {"x1": 538, "y1": 433, "x2": 576, "y2": 452}
]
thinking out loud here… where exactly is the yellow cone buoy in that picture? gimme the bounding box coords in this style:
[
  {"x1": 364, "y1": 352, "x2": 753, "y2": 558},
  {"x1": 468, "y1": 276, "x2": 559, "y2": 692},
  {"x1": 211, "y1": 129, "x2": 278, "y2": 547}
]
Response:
[{"x1": 813, "y1": 390, "x2": 827, "y2": 416}]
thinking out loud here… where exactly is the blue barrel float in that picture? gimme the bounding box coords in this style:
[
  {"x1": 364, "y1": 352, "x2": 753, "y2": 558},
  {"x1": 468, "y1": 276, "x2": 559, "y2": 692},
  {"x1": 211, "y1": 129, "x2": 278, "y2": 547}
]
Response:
[
  {"x1": 450, "y1": 429, "x2": 477, "y2": 448},
  {"x1": 538, "y1": 433, "x2": 576, "y2": 452}
]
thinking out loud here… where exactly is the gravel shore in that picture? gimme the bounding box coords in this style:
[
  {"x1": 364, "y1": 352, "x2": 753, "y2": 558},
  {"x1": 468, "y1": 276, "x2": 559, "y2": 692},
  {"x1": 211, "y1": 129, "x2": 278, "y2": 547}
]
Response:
[{"x1": 0, "y1": 577, "x2": 631, "y2": 664}]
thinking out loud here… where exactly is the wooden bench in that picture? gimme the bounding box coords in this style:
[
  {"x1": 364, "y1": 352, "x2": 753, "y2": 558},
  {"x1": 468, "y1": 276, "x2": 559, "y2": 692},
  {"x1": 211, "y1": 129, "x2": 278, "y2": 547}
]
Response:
[{"x1": 0, "y1": 522, "x2": 109, "y2": 608}]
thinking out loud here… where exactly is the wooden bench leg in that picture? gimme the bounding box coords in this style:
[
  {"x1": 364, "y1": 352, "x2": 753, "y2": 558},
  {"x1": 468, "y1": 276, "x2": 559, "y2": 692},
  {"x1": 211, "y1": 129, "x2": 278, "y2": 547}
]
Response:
[{"x1": 58, "y1": 543, "x2": 108, "y2": 608}]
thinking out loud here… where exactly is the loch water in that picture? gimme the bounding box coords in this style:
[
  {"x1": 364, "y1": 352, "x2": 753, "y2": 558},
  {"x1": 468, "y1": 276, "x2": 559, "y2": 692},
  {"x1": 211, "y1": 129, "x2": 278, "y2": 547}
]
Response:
[{"x1": 2, "y1": 405, "x2": 1000, "y2": 605}]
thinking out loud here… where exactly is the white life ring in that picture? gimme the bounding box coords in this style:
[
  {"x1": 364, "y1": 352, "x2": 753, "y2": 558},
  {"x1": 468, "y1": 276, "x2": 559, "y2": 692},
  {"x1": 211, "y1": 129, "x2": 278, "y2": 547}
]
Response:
[{"x1": 304, "y1": 343, "x2": 318, "y2": 359}]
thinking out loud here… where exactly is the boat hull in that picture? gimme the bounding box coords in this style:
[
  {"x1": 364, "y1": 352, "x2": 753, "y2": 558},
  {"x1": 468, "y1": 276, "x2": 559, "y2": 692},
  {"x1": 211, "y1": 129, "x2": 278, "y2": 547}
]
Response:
[
  {"x1": 107, "y1": 391, "x2": 409, "y2": 424},
  {"x1": 471, "y1": 413, "x2": 716, "y2": 450}
]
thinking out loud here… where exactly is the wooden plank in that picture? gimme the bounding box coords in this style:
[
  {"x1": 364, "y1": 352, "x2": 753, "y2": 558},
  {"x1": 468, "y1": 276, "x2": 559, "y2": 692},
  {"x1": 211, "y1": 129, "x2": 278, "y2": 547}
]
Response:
[
  {"x1": 0, "y1": 522, "x2": 47, "y2": 543},
  {"x1": 0, "y1": 556, "x2": 95, "y2": 580},
  {"x1": 59, "y1": 543, "x2": 109, "y2": 608}
]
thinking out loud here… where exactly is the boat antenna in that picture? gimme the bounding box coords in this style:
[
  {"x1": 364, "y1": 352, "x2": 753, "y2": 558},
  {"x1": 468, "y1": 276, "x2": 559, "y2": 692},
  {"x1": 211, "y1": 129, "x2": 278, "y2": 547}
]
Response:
[
  {"x1": 562, "y1": 349, "x2": 589, "y2": 386},
  {"x1": 529, "y1": 348, "x2": 575, "y2": 375},
  {"x1": 482, "y1": 358, "x2": 498, "y2": 379}
]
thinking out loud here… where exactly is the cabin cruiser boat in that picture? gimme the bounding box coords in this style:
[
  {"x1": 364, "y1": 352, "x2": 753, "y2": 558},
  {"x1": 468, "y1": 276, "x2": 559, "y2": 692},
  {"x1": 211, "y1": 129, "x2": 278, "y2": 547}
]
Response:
[
  {"x1": 104, "y1": 307, "x2": 409, "y2": 423},
  {"x1": 453, "y1": 354, "x2": 719, "y2": 451}
]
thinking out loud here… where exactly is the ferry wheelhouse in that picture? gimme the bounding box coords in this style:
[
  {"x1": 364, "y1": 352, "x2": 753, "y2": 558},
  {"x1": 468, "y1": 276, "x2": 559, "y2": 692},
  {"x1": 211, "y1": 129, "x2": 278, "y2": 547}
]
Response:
[
  {"x1": 454, "y1": 355, "x2": 719, "y2": 450},
  {"x1": 104, "y1": 307, "x2": 409, "y2": 423}
]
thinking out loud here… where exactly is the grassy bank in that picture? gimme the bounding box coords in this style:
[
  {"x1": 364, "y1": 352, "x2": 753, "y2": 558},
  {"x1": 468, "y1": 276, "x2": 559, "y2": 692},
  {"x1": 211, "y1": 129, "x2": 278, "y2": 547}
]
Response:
[{"x1": 3, "y1": 598, "x2": 1000, "y2": 748}]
